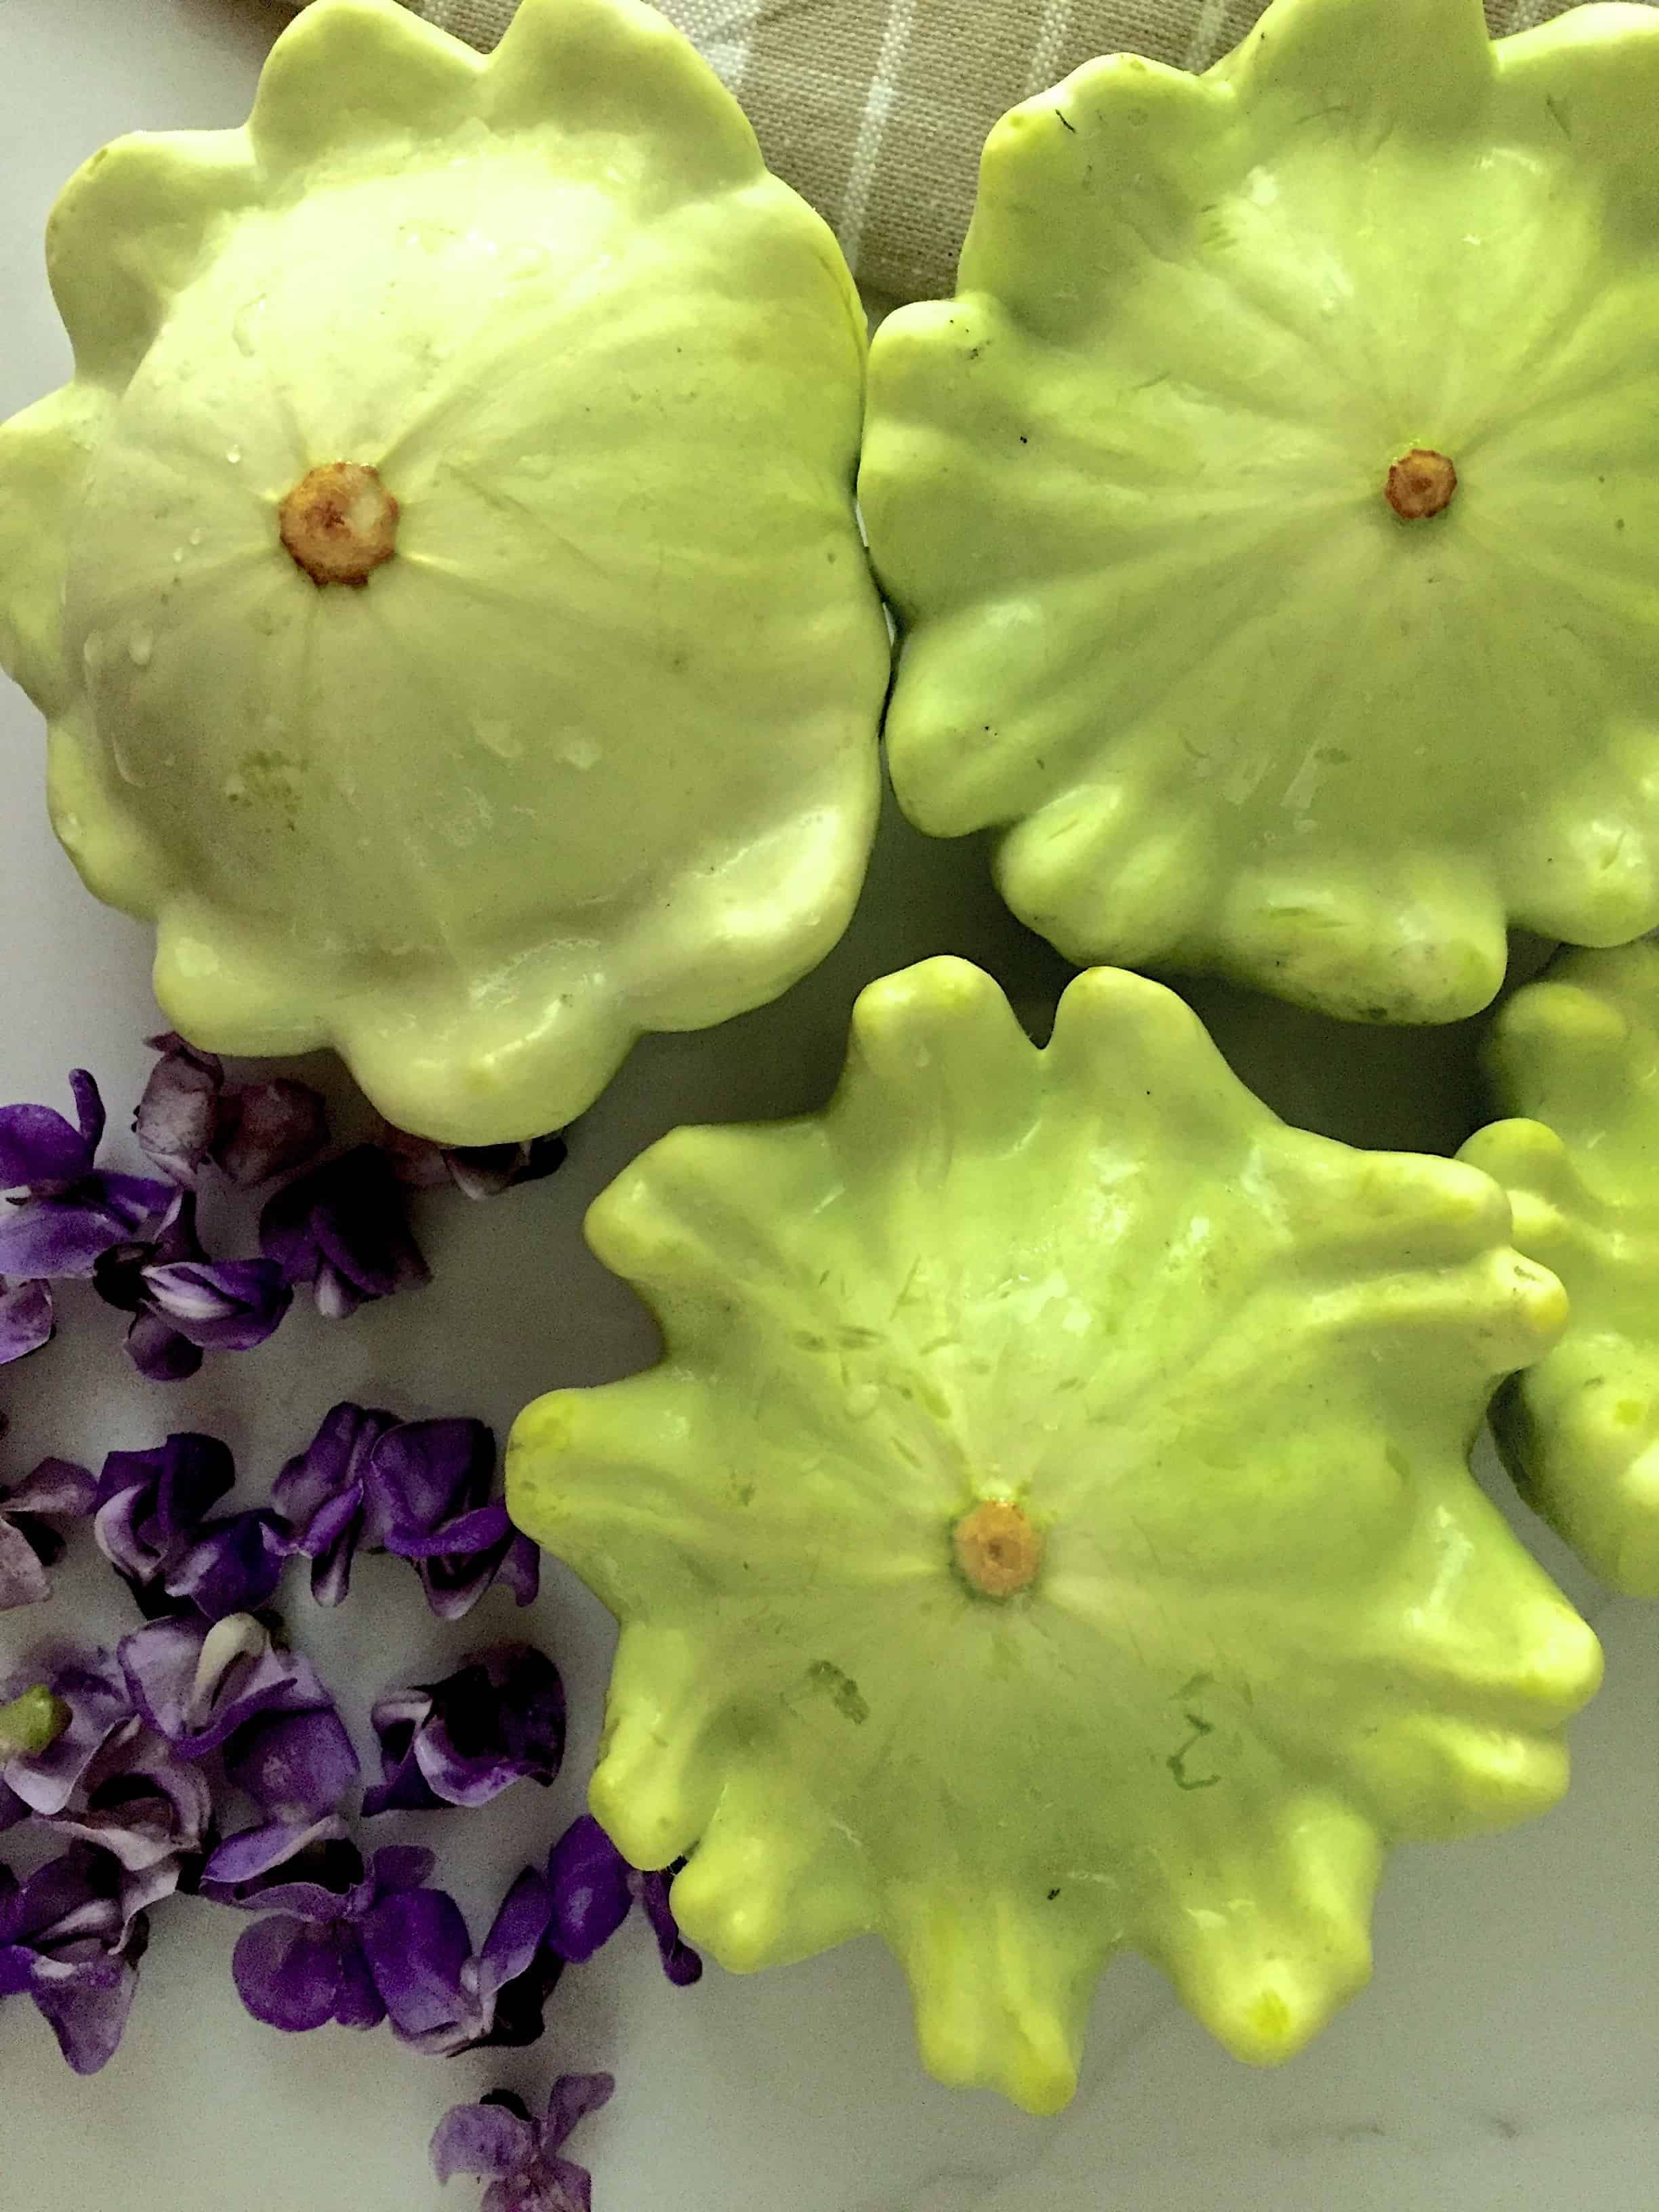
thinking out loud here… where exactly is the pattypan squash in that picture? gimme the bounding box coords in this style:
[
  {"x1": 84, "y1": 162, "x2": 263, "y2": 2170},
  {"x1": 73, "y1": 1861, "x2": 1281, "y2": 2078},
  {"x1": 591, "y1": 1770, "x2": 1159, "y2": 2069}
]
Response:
[
  {"x1": 861, "y1": 0, "x2": 1659, "y2": 1025},
  {"x1": 0, "y1": 0, "x2": 888, "y2": 1145},
  {"x1": 508, "y1": 957, "x2": 1600, "y2": 2113},
  {"x1": 1463, "y1": 941, "x2": 1659, "y2": 1596}
]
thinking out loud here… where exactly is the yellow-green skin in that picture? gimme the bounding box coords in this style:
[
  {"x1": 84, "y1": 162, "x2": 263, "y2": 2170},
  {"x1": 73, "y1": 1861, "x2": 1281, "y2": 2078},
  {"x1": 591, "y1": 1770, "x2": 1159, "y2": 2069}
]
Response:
[
  {"x1": 0, "y1": 0, "x2": 888, "y2": 1145},
  {"x1": 861, "y1": 0, "x2": 1659, "y2": 1025},
  {"x1": 508, "y1": 957, "x2": 1599, "y2": 2114},
  {"x1": 1463, "y1": 941, "x2": 1659, "y2": 1595}
]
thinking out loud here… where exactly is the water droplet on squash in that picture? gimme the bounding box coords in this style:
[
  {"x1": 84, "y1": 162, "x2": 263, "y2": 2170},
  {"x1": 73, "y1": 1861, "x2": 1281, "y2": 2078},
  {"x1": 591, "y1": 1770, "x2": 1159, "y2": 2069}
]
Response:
[{"x1": 226, "y1": 447, "x2": 242, "y2": 466}]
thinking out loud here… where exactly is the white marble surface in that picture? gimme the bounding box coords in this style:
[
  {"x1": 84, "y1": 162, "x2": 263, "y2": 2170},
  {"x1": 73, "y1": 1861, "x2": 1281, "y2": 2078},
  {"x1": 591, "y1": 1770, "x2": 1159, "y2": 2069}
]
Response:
[{"x1": 1, "y1": 3, "x2": 1655, "y2": 2207}]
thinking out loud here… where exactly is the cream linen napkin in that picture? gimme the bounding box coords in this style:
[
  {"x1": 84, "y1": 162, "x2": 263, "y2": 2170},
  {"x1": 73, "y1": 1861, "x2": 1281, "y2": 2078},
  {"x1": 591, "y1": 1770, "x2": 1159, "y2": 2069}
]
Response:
[{"x1": 287, "y1": 1, "x2": 1640, "y2": 300}]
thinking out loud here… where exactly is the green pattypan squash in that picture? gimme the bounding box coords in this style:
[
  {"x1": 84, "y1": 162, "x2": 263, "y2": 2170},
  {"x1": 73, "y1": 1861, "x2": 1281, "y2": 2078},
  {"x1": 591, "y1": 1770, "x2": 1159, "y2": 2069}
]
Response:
[
  {"x1": 1463, "y1": 940, "x2": 1659, "y2": 1595},
  {"x1": 508, "y1": 957, "x2": 1599, "y2": 2113},
  {"x1": 0, "y1": 0, "x2": 887, "y2": 1145},
  {"x1": 861, "y1": 0, "x2": 1659, "y2": 1025}
]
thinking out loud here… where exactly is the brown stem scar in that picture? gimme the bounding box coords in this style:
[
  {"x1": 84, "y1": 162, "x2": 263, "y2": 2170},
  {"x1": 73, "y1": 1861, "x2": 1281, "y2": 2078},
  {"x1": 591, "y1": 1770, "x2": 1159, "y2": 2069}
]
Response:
[
  {"x1": 952, "y1": 1499, "x2": 1044, "y2": 1599},
  {"x1": 1385, "y1": 448, "x2": 1458, "y2": 523},
  {"x1": 279, "y1": 462, "x2": 400, "y2": 588}
]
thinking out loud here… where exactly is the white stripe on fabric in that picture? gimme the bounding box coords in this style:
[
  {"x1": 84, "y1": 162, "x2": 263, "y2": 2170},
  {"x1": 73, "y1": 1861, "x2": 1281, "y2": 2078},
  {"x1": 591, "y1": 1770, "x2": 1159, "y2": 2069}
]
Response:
[
  {"x1": 1027, "y1": 0, "x2": 1077, "y2": 94},
  {"x1": 838, "y1": 0, "x2": 918, "y2": 273},
  {"x1": 1183, "y1": 0, "x2": 1234, "y2": 69}
]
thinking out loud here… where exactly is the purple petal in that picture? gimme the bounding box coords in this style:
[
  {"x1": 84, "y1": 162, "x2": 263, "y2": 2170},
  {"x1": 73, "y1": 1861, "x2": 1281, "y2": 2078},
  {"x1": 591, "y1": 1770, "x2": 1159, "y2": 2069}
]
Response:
[
  {"x1": 384, "y1": 1500, "x2": 512, "y2": 1562},
  {"x1": 360, "y1": 1687, "x2": 442, "y2": 1818},
  {"x1": 5, "y1": 1457, "x2": 97, "y2": 1520},
  {"x1": 367, "y1": 1844, "x2": 438, "y2": 1898},
  {"x1": 141, "y1": 1256, "x2": 291, "y2": 1352},
  {"x1": 0, "y1": 1101, "x2": 94, "y2": 1191},
  {"x1": 215, "y1": 1080, "x2": 328, "y2": 1188},
  {"x1": 368, "y1": 1419, "x2": 495, "y2": 1539},
  {"x1": 476, "y1": 1867, "x2": 554, "y2": 2013},
  {"x1": 0, "y1": 1193, "x2": 148, "y2": 1279},
  {"x1": 360, "y1": 1886, "x2": 474, "y2": 2048},
  {"x1": 546, "y1": 1817, "x2": 631, "y2": 1965},
  {"x1": 496, "y1": 1532, "x2": 542, "y2": 1610},
  {"x1": 542, "y1": 2073, "x2": 616, "y2": 2156},
  {"x1": 633, "y1": 1868, "x2": 702, "y2": 1987},
  {"x1": 134, "y1": 1037, "x2": 224, "y2": 1187},
  {"x1": 32, "y1": 1957, "x2": 142, "y2": 2074},
  {"x1": 202, "y1": 1816, "x2": 356, "y2": 1908},
  {"x1": 0, "y1": 1518, "x2": 52, "y2": 1609},
  {"x1": 119, "y1": 1614, "x2": 326, "y2": 1757},
  {"x1": 224, "y1": 1707, "x2": 359, "y2": 1826},
  {"x1": 260, "y1": 1148, "x2": 428, "y2": 1315},
  {"x1": 94, "y1": 1434, "x2": 236, "y2": 1588},
  {"x1": 123, "y1": 1312, "x2": 203, "y2": 1383},
  {"x1": 273, "y1": 1401, "x2": 397, "y2": 1605},
  {"x1": 49, "y1": 1729, "x2": 213, "y2": 1875},
  {"x1": 0, "y1": 1277, "x2": 54, "y2": 1365},
  {"x1": 64, "y1": 1070, "x2": 104, "y2": 1157},
  {"x1": 370, "y1": 1645, "x2": 563, "y2": 1815},
  {"x1": 431, "y1": 2102, "x2": 537, "y2": 2186},
  {"x1": 164, "y1": 1510, "x2": 289, "y2": 1621},
  {"x1": 232, "y1": 1914, "x2": 359, "y2": 2032},
  {"x1": 3, "y1": 1652, "x2": 134, "y2": 1817}
]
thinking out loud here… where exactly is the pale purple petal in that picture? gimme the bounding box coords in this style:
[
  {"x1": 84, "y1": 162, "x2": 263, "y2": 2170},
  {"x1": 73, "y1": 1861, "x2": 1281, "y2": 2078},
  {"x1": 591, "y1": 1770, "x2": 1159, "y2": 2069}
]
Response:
[
  {"x1": 224, "y1": 1707, "x2": 359, "y2": 1825},
  {"x1": 134, "y1": 1037, "x2": 224, "y2": 1187},
  {"x1": 0, "y1": 1843, "x2": 150, "y2": 2073},
  {"x1": 119, "y1": 1614, "x2": 328, "y2": 1757},
  {"x1": 546, "y1": 1818, "x2": 631, "y2": 1965},
  {"x1": 542, "y1": 2074, "x2": 616, "y2": 2156},
  {"x1": 0, "y1": 1519, "x2": 52, "y2": 1610},
  {"x1": 476, "y1": 1867, "x2": 554, "y2": 2018},
  {"x1": 0, "y1": 1277, "x2": 54, "y2": 1365},
  {"x1": 272, "y1": 1401, "x2": 397, "y2": 1607},
  {"x1": 431, "y1": 2101, "x2": 537, "y2": 2186},
  {"x1": 68, "y1": 1070, "x2": 106, "y2": 1155},
  {"x1": 201, "y1": 1816, "x2": 356, "y2": 1908},
  {"x1": 215, "y1": 1080, "x2": 328, "y2": 1188},
  {"x1": 141, "y1": 1257, "x2": 290, "y2": 1352},
  {"x1": 0, "y1": 1193, "x2": 154, "y2": 1279},
  {"x1": 260, "y1": 1148, "x2": 428, "y2": 1317},
  {"x1": 48, "y1": 1729, "x2": 213, "y2": 1877},
  {"x1": 5, "y1": 1458, "x2": 97, "y2": 1520},
  {"x1": 369, "y1": 1420, "x2": 494, "y2": 1537},
  {"x1": 32, "y1": 1959, "x2": 143, "y2": 2074},
  {"x1": 164, "y1": 1509, "x2": 289, "y2": 1621}
]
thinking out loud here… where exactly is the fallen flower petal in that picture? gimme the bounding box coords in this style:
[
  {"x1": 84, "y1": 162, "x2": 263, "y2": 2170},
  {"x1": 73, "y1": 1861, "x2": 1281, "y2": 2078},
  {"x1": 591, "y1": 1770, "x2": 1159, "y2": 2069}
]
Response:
[
  {"x1": 0, "y1": 1843, "x2": 150, "y2": 2074},
  {"x1": 363, "y1": 1644, "x2": 565, "y2": 1816},
  {"x1": 215, "y1": 1079, "x2": 329, "y2": 1189},
  {"x1": 380, "y1": 1124, "x2": 569, "y2": 1203},
  {"x1": 1, "y1": 1650, "x2": 134, "y2": 1818},
  {"x1": 432, "y1": 2074, "x2": 615, "y2": 2212},
  {"x1": 0, "y1": 1277, "x2": 54, "y2": 1367},
  {"x1": 546, "y1": 1816, "x2": 701, "y2": 1988},
  {"x1": 362, "y1": 1864, "x2": 558, "y2": 2057},
  {"x1": 95, "y1": 1192, "x2": 290, "y2": 1380},
  {"x1": 371, "y1": 1422, "x2": 539, "y2": 1621},
  {"x1": 94, "y1": 1433, "x2": 234, "y2": 1596},
  {"x1": 260, "y1": 1147, "x2": 428, "y2": 1319},
  {"x1": 163, "y1": 1509, "x2": 290, "y2": 1622},
  {"x1": 0, "y1": 1456, "x2": 98, "y2": 1609},
  {"x1": 133, "y1": 1036, "x2": 224, "y2": 1187},
  {"x1": 224, "y1": 1706, "x2": 360, "y2": 1828},
  {"x1": 119, "y1": 1613, "x2": 331, "y2": 1759},
  {"x1": 272, "y1": 1401, "x2": 398, "y2": 1607}
]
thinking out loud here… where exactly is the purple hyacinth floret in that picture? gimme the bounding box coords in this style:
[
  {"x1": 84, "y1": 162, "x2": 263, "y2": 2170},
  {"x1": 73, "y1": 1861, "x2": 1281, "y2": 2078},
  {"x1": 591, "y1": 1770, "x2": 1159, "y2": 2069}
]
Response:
[
  {"x1": 135, "y1": 1035, "x2": 329, "y2": 1191},
  {"x1": 546, "y1": 1816, "x2": 701, "y2": 1988},
  {"x1": 163, "y1": 1509, "x2": 291, "y2": 1622},
  {"x1": 272, "y1": 1401, "x2": 398, "y2": 1607},
  {"x1": 373, "y1": 1420, "x2": 539, "y2": 1622},
  {"x1": 0, "y1": 1069, "x2": 173, "y2": 1281},
  {"x1": 119, "y1": 1613, "x2": 335, "y2": 1761},
  {"x1": 260, "y1": 1147, "x2": 428, "y2": 1319},
  {"x1": 0, "y1": 1843, "x2": 152, "y2": 2074},
  {"x1": 0, "y1": 1276, "x2": 54, "y2": 1368},
  {"x1": 94, "y1": 1190, "x2": 291, "y2": 1382},
  {"x1": 431, "y1": 2074, "x2": 615, "y2": 2212},
  {"x1": 359, "y1": 1862, "x2": 561, "y2": 2056},
  {"x1": 93, "y1": 1432, "x2": 235, "y2": 1602},
  {"x1": 363, "y1": 1644, "x2": 565, "y2": 1816},
  {"x1": 0, "y1": 1457, "x2": 96, "y2": 1611}
]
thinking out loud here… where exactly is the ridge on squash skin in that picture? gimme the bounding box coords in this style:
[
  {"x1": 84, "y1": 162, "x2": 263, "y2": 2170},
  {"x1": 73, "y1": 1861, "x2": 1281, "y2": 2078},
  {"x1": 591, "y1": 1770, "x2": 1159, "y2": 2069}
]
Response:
[
  {"x1": 508, "y1": 956, "x2": 1600, "y2": 2114},
  {"x1": 0, "y1": 0, "x2": 888, "y2": 1146},
  {"x1": 1464, "y1": 939, "x2": 1659, "y2": 1595},
  {"x1": 863, "y1": 0, "x2": 1659, "y2": 1027}
]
